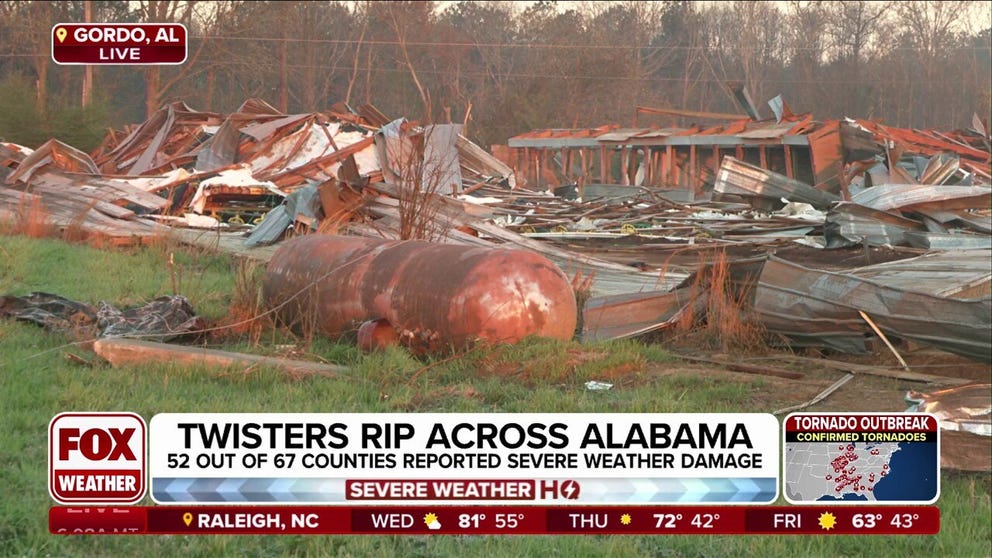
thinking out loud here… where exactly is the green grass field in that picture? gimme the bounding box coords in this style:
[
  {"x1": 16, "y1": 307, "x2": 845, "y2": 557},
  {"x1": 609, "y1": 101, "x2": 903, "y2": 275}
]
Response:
[{"x1": 1, "y1": 235, "x2": 989, "y2": 557}]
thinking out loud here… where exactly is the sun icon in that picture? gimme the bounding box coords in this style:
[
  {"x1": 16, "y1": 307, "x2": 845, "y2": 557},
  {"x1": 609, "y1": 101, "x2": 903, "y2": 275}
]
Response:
[
  {"x1": 818, "y1": 512, "x2": 837, "y2": 531},
  {"x1": 620, "y1": 514, "x2": 632, "y2": 525},
  {"x1": 424, "y1": 513, "x2": 439, "y2": 527}
]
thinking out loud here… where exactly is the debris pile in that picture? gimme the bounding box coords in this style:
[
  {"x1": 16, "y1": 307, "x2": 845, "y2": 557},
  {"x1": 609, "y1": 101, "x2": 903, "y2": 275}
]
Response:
[{"x1": 0, "y1": 98, "x2": 989, "y2": 362}]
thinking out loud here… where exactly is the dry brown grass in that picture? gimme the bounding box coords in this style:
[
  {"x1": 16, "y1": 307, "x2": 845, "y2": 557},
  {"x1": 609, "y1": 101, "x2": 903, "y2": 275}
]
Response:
[
  {"x1": 11, "y1": 194, "x2": 55, "y2": 239},
  {"x1": 211, "y1": 257, "x2": 272, "y2": 345},
  {"x1": 61, "y1": 197, "x2": 107, "y2": 244},
  {"x1": 570, "y1": 270, "x2": 595, "y2": 339},
  {"x1": 672, "y1": 250, "x2": 768, "y2": 353},
  {"x1": 393, "y1": 384, "x2": 484, "y2": 411},
  {"x1": 473, "y1": 345, "x2": 634, "y2": 387}
]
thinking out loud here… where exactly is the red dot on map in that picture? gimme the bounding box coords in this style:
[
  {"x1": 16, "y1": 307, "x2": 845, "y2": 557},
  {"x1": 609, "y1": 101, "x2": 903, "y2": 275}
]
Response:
[
  {"x1": 883, "y1": 464, "x2": 888, "y2": 469},
  {"x1": 868, "y1": 487, "x2": 873, "y2": 491},
  {"x1": 847, "y1": 445, "x2": 854, "y2": 451},
  {"x1": 826, "y1": 475, "x2": 832, "y2": 480},
  {"x1": 838, "y1": 446, "x2": 844, "y2": 450}
]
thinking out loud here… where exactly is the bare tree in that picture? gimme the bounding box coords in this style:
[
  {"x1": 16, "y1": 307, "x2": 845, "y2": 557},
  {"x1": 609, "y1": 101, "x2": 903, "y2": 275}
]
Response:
[
  {"x1": 582, "y1": 2, "x2": 669, "y2": 122},
  {"x1": 785, "y1": 1, "x2": 829, "y2": 111},
  {"x1": 892, "y1": 1, "x2": 981, "y2": 126},
  {"x1": 821, "y1": 1, "x2": 894, "y2": 117},
  {"x1": 700, "y1": 2, "x2": 786, "y2": 114},
  {"x1": 437, "y1": 1, "x2": 520, "y2": 145},
  {"x1": 385, "y1": 3, "x2": 434, "y2": 120},
  {"x1": 345, "y1": 10, "x2": 369, "y2": 106},
  {"x1": 1, "y1": 1, "x2": 57, "y2": 116},
  {"x1": 134, "y1": 0, "x2": 233, "y2": 116}
]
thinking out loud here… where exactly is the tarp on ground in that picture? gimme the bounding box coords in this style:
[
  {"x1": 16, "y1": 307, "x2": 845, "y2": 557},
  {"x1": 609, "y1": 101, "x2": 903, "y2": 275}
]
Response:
[{"x1": 0, "y1": 292, "x2": 205, "y2": 341}]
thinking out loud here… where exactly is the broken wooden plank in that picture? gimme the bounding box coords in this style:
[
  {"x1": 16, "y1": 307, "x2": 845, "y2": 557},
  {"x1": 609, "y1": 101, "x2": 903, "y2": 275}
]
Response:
[
  {"x1": 169, "y1": 228, "x2": 279, "y2": 261},
  {"x1": 773, "y1": 373, "x2": 855, "y2": 415},
  {"x1": 668, "y1": 353, "x2": 804, "y2": 379},
  {"x1": 748, "y1": 355, "x2": 973, "y2": 385},
  {"x1": 93, "y1": 338, "x2": 346, "y2": 378}
]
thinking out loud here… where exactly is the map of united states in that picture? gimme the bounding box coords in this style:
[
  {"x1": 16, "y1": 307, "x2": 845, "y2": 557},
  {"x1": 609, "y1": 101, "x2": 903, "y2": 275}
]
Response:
[{"x1": 785, "y1": 442, "x2": 900, "y2": 501}]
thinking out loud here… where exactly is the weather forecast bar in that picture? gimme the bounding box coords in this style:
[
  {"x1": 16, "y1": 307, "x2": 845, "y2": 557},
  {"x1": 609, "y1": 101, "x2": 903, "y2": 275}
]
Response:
[{"x1": 50, "y1": 505, "x2": 939, "y2": 535}]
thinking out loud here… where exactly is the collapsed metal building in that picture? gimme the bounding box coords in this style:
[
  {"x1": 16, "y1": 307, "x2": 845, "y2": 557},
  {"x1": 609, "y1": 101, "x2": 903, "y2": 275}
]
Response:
[
  {"x1": 2, "y1": 95, "x2": 988, "y2": 472},
  {"x1": 0, "y1": 97, "x2": 989, "y2": 363},
  {"x1": 502, "y1": 106, "x2": 990, "y2": 200}
]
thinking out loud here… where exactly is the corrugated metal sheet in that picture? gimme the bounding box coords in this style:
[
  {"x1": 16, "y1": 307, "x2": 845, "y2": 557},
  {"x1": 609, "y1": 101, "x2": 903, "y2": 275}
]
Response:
[
  {"x1": 735, "y1": 120, "x2": 796, "y2": 139},
  {"x1": 597, "y1": 128, "x2": 656, "y2": 142},
  {"x1": 240, "y1": 114, "x2": 311, "y2": 142},
  {"x1": 755, "y1": 255, "x2": 992, "y2": 361},
  {"x1": 582, "y1": 287, "x2": 696, "y2": 341},
  {"x1": 825, "y1": 202, "x2": 925, "y2": 248},
  {"x1": 5, "y1": 139, "x2": 100, "y2": 183},
  {"x1": 421, "y1": 124, "x2": 463, "y2": 195},
  {"x1": 714, "y1": 156, "x2": 840, "y2": 209},
  {"x1": 244, "y1": 205, "x2": 291, "y2": 247},
  {"x1": 851, "y1": 183, "x2": 992, "y2": 212},
  {"x1": 848, "y1": 249, "x2": 992, "y2": 298},
  {"x1": 907, "y1": 383, "x2": 991, "y2": 471},
  {"x1": 455, "y1": 133, "x2": 515, "y2": 188},
  {"x1": 904, "y1": 232, "x2": 992, "y2": 251}
]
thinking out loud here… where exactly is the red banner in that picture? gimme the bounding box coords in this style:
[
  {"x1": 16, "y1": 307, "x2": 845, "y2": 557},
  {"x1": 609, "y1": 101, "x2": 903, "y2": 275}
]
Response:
[
  {"x1": 51, "y1": 505, "x2": 939, "y2": 535},
  {"x1": 52, "y1": 24, "x2": 187, "y2": 65}
]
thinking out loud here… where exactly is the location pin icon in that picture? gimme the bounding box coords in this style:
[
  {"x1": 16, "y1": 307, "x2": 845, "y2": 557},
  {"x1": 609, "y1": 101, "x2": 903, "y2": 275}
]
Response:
[
  {"x1": 183, "y1": 512, "x2": 193, "y2": 527},
  {"x1": 55, "y1": 27, "x2": 67, "y2": 43}
]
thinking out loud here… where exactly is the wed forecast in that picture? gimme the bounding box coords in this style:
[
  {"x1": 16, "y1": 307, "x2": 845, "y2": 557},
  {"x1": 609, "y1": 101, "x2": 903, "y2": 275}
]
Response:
[{"x1": 148, "y1": 413, "x2": 780, "y2": 505}]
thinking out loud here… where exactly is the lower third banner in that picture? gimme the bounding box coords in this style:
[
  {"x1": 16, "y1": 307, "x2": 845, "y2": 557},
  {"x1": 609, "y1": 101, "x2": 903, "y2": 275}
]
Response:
[{"x1": 148, "y1": 413, "x2": 780, "y2": 505}]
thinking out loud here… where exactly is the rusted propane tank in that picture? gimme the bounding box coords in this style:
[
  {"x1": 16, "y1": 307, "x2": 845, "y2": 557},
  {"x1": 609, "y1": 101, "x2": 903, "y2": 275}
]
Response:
[{"x1": 262, "y1": 235, "x2": 577, "y2": 351}]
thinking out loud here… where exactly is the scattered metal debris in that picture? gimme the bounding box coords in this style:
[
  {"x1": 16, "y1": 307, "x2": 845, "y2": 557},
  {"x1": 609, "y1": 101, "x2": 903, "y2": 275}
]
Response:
[
  {"x1": 906, "y1": 383, "x2": 991, "y2": 472},
  {"x1": 754, "y1": 254, "x2": 991, "y2": 361},
  {"x1": 907, "y1": 383, "x2": 992, "y2": 437},
  {"x1": 0, "y1": 96, "x2": 989, "y2": 360}
]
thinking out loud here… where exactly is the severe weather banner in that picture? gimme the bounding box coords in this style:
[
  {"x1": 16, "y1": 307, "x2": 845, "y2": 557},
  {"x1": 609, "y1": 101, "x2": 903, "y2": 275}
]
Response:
[{"x1": 148, "y1": 413, "x2": 780, "y2": 505}]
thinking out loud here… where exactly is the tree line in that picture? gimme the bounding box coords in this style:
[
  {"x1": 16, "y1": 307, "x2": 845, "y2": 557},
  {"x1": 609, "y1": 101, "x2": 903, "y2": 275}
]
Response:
[{"x1": 1, "y1": 1, "x2": 989, "y2": 151}]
